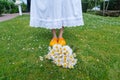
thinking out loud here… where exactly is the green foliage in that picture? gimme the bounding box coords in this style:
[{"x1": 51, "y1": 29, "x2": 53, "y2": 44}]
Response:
[
  {"x1": 82, "y1": 0, "x2": 89, "y2": 12},
  {"x1": 0, "y1": 0, "x2": 27, "y2": 15},
  {"x1": 82, "y1": 0, "x2": 102, "y2": 12},
  {"x1": 21, "y1": 3, "x2": 27, "y2": 12},
  {"x1": 0, "y1": 0, "x2": 6, "y2": 15},
  {"x1": 7, "y1": 2, "x2": 18, "y2": 13},
  {"x1": 0, "y1": 14, "x2": 120, "y2": 80},
  {"x1": 82, "y1": 2, "x2": 88, "y2": 12},
  {"x1": 0, "y1": 0, "x2": 17, "y2": 14},
  {"x1": 100, "y1": 0, "x2": 120, "y2": 10}
]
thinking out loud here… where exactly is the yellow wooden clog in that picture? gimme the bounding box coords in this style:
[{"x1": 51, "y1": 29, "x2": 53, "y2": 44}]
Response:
[
  {"x1": 58, "y1": 38, "x2": 66, "y2": 46},
  {"x1": 49, "y1": 38, "x2": 58, "y2": 46}
]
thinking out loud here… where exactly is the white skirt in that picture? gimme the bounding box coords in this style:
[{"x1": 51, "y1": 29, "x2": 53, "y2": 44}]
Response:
[{"x1": 30, "y1": 0, "x2": 84, "y2": 29}]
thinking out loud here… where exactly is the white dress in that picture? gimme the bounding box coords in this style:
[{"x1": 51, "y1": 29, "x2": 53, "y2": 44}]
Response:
[{"x1": 30, "y1": 0, "x2": 84, "y2": 29}]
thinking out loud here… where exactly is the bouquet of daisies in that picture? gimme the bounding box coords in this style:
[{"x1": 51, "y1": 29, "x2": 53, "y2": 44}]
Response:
[{"x1": 45, "y1": 44, "x2": 77, "y2": 68}]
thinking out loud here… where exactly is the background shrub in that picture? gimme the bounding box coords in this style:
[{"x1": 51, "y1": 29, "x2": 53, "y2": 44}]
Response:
[
  {"x1": 100, "y1": 0, "x2": 120, "y2": 10},
  {"x1": 21, "y1": 3, "x2": 27, "y2": 12},
  {"x1": 6, "y1": 1, "x2": 18, "y2": 13},
  {"x1": 0, "y1": 0, "x2": 27, "y2": 15},
  {"x1": 82, "y1": 0, "x2": 89, "y2": 12},
  {"x1": 0, "y1": 0, "x2": 6, "y2": 15}
]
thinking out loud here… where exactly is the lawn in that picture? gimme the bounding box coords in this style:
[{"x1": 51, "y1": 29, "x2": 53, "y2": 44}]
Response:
[{"x1": 0, "y1": 13, "x2": 120, "y2": 80}]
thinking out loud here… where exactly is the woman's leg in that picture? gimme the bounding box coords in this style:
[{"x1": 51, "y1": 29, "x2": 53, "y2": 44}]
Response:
[
  {"x1": 58, "y1": 27, "x2": 64, "y2": 38},
  {"x1": 58, "y1": 26, "x2": 66, "y2": 45},
  {"x1": 49, "y1": 29, "x2": 58, "y2": 46},
  {"x1": 52, "y1": 29, "x2": 57, "y2": 38}
]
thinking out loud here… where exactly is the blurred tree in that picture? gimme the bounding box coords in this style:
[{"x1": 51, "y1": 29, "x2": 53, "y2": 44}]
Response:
[
  {"x1": 100, "y1": 0, "x2": 120, "y2": 10},
  {"x1": 27, "y1": 0, "x2": 30, "y2": 12}
]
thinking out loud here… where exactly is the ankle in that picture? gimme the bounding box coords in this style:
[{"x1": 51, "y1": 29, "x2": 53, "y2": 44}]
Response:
[
  {"x1": 52, "y1": 36, "x2": 57, "y2": 39},
  {"x1": 58, "y1": 35, "x2": 63, "y2": 38},
  {"x1": 58, "y1": 36, "x2": 63, "y2": 38}
]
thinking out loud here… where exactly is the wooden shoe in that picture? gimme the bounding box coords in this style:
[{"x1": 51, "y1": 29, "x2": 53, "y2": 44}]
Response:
[
  {"x1": 58, "y1": 38, "x2": 66, "y2": 46},
  {"x1": 49, "y1": 38, "x2": 58, "y2": 46}
]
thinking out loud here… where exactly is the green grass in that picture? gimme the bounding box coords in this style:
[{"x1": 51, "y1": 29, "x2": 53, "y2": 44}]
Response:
[{"x1": 0, "y1": 14, "x2": 120, "y2": 80}]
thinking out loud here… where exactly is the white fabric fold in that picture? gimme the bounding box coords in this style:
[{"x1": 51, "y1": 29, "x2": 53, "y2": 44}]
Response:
[{"x1": 30, "y1": 0, "x2": 84, "y2": 29}]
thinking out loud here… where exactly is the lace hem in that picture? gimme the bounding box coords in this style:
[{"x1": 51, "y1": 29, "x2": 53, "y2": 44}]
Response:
[{"x1": 30, "y1": 17, "x2": 84, "y2": 29}]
